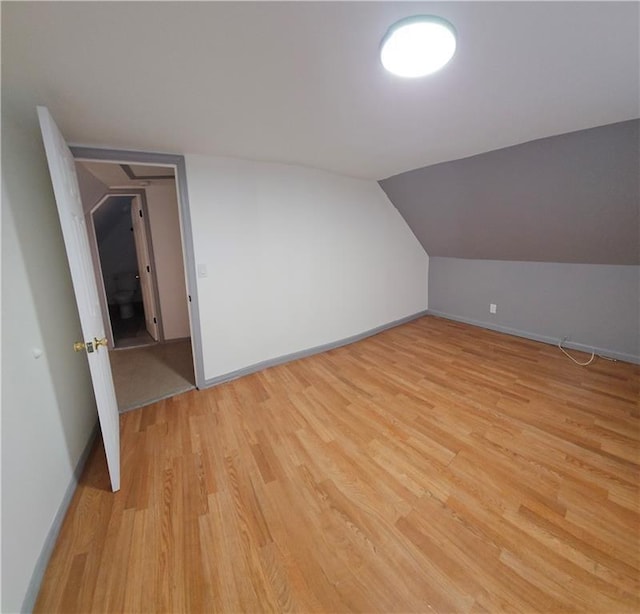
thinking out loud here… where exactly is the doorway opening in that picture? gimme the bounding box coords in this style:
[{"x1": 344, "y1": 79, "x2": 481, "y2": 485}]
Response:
[
  {"x1": 91, "y1": 193, "x2": 161, "y2": 349},
  {"x1": 73, "y1": 152, "x2": 204, "y2": 410}
]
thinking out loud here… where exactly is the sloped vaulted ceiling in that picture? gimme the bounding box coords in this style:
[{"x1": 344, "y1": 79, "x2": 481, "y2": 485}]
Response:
[{"x1": 380, "y1": 121, "x2": 640, "y2": 265}]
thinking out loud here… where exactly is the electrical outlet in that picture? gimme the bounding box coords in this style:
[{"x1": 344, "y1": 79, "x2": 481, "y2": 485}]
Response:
[{"x1": 490, "y1": 303, "x2": 497, "y2": 314}]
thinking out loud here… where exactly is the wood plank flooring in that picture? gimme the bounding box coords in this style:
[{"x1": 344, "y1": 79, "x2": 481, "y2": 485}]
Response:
[{"x1": 35, "y1": 315, "x2": 640, "y2": 613}]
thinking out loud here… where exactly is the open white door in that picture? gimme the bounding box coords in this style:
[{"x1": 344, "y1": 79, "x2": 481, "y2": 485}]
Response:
[
  {"x1": 37, "y1": 106, "x2": 120, "y2": 492},
  {"x1": 131, "y1": 196, "x2": 160, "y2": 341}
]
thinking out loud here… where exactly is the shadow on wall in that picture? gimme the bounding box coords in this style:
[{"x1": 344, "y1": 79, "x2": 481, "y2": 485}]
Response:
[
  {"x1": 2, "y1": 106, "x2": 97, "y2": 470},
  {"x1": 93, "y1": 196, "x2": 139, "y2": 303},
  {"x1": 2, "y1": 104, "x2": 99, "y2": 613}
]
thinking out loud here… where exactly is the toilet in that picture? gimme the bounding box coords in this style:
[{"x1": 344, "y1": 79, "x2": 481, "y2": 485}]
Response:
[{"x1": 113, "y1": 272, "x2": 138, "y2": 319}]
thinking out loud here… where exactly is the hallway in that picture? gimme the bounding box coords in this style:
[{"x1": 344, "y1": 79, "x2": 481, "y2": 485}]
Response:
[{"x1": 109, "y1": 339, "x2": 195, "y2": 412}]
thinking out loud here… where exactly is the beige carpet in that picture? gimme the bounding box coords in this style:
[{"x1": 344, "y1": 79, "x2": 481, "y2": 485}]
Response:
[{"x1": 109, "y1": 339, "x2": 196, "y2": 412}]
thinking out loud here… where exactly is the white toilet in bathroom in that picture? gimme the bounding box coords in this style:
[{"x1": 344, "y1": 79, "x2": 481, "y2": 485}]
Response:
[{"x1": 114, "y1": 272, "x2": 138, "y2": 319}]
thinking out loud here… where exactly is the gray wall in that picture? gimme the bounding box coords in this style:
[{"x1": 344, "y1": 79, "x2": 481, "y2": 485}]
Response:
[
  {"x1": 429, "y1": 258, "x2": 639, "y2": 362},
  {"x1": 380, "y1": 120, "x2": 639, "y2": 265},
  {"x1": 381, "y1": 121, "x2": 640, "y2": 363}
]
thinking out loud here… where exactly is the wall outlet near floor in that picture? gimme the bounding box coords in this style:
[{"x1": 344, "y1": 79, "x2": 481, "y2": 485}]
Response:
[{"x1": 490, "y1": 303, "x2": 497, "y2": 314}]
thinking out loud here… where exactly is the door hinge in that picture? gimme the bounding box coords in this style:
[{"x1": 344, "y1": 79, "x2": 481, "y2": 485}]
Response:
[
  {"x1": 153, "y1": 317, "x2": 157, "y2": 324},
  {"x1": 188, "y1": 295, "x2": 192, "y2": 302},
  {"x1": 146, "y1": 265, "x2": 150, "y2": 272}
]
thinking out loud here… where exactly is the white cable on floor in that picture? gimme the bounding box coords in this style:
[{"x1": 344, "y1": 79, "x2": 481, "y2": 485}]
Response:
[{"x1": 558, "y1": 337, "x2": 595, "y2": 366}]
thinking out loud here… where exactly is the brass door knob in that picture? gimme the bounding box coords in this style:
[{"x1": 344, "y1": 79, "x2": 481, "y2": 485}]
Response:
[
  {"x1": 94, "y1": 337, "x2": 108, "y2": 350},
  {"x1": 74, "y1": 338, "x2": 107, "y2": 353}
]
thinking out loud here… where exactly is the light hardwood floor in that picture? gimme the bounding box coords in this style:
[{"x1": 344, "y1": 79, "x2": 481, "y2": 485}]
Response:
[{"x1": 35, "y1": 316, "x2": 639, "y2": 613}]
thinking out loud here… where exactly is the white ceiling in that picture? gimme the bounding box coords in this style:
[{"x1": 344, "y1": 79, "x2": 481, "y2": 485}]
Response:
[{"x1": 4, "y1": 1, "x2": 639, "y2": 179}]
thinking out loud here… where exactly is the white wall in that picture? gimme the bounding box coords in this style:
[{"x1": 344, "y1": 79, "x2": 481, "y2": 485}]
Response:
[
  {"x1": 76, "y1": 161, "x2": 107, "y2": 212},
  {"x1": 2, "y1": 103, "x2": 98, "y2": 612},
  {"x1": 145, "y1": 182, "x2": 190, "y2": 340},
  {"x1": 76, "y1": 166, "x2": 114, "y2": 341},
  {"x1": 185, "y1": 155, "x2": 429, "y2": 381}
]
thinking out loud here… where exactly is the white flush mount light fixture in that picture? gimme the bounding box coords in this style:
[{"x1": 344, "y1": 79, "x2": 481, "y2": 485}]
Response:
[{"x1": 380, "y1": 15, "x2": 457, "y2": 78}]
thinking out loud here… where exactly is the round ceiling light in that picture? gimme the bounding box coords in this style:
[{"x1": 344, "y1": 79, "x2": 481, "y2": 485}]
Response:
[{"x1": 380, "y1": 16, "x2": 457, "y2": 78}]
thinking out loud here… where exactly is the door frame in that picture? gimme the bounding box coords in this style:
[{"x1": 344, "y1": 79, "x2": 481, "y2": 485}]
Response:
[
  {"x1": 71, "y1": 146, "x2": 205, "y2": 389},
  {"x1": 87, "y1": 190, "x2": 164, "y2": 349},
  {"x1": 130, "y1": 193, "x2": 162, "y2": 343}
]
